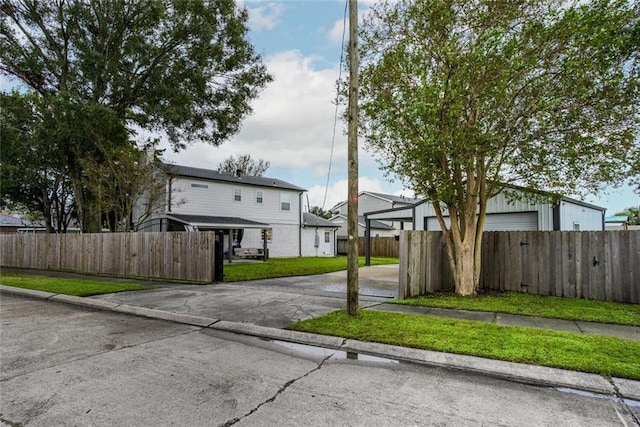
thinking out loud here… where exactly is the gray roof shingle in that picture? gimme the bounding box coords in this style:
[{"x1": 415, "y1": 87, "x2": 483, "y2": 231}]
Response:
[{"x1": 159, "y1": 163, "x2": 305, "y2": 192}]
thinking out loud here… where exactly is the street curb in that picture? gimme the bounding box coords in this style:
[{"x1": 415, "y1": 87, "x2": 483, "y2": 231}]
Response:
[
  {"x1": 210, "y1": 320, "x2": 345, "y2": 349},
  {"x1": 51, "y1": 294, "x2": 121, "y2": 311},
  {"x1": 0, "y1": 284, "x2": 56, "y2": 299},
  {"x1": 342, "y1": 340, "x2": 615, "y2": 396},
  {"x1": 613, "y1": 377, "x2": 640, "y2": 401},
  {"x1": 112, "y1": 304, "x2": 218, "y2": 328},
  {"x1": 3, "y1": 285, "x2": 639, "y2": 401}
]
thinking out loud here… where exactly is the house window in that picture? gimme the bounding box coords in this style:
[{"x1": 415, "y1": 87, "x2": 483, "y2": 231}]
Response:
[
  {"x1": 324, "y1": 231, "x2": 330, "y2": 243},
  {"x1": 261, "y1": 228, "x2": 272, "y2": 242},
  {"x1": 256, "y1": 190, "x2": 263, "y2": 204},
  {"x1": 234, "y1": 189, "x2": 242, "y2": 202},
  {"x1": 280, "y1": 193, "x2": 291, "y2": 211},
  {"x1": 191, "y1": 183, "x2": 208, "y2": 189},
  {"x1": 573, "y1": 222, "x2": 581, "y2": 231}
]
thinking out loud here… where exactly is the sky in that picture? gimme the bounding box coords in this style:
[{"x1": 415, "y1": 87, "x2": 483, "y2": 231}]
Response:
[
  {"x1": 162, "y1": 0, "x2": 387, "y2": 212},
  {"x1": 159, "y1": 0, "x2": 639, "y2": 215},
  {"x1": 2, "y1": 0, "x2": 637, "y2": 215}
]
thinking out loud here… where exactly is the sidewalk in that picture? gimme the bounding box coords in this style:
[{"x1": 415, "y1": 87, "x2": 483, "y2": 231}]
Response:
[
  {"x1": 368, "y1": 303, "x2": 640, "y2": 341},
  {"x1": 1, "y1": 274, "x2": 640, "y2": 404}
]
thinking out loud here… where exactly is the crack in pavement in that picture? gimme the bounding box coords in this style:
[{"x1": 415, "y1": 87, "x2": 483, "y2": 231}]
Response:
[{"x1": 219, "y1": 340, "x2": 347, "y2": 427}]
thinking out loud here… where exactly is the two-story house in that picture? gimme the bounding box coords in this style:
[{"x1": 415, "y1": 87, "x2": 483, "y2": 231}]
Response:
[
  {"x1": 329, "y1": 191, "x2": 420, "y2": 238},
  {"x1": 135, "y1": 163, "x2": 336, "y2": 258}
]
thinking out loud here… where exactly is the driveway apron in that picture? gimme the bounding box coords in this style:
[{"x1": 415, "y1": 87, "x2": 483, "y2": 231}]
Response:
[{"x1": 91, "y1": 265, "x2": 399, "y2": 328}]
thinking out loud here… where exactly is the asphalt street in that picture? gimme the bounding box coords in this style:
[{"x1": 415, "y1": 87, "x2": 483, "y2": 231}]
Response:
[{"x1": 1, "y1": 294, "x2": 638, "y2": 426}]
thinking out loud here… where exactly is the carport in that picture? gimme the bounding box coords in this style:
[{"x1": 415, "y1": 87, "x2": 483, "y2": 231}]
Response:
[
  {"x1": 166, "y1": 214, "x2": 269, "y2": 263},
  {"x1": 363, "y1": 205, "x2": 416, "y2": 266}
]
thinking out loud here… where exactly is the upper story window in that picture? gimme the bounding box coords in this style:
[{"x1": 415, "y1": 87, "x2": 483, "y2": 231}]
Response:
[
  {"x1": 234, "y1": 189, "x2": 242, "y2": 202},
  {"x1": 256, "y1": 190, "x2": 263, "y2": 204},
  {"x1": 191, "y1": 183, "x2": 208, "y2": 189},
  {"x1": 280, "y1": 193, "x2": 291, "y2": 211}
]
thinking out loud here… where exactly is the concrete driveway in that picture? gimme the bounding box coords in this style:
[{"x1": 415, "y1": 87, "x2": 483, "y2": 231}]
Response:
[{"x1": 93, "y1": 265, "x2": 399, "y2": 328}]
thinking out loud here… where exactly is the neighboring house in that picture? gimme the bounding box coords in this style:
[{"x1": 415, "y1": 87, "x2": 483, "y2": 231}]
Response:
[
  {"x1": 136, "y1": 162, "x2": 323, "y2": 258},
  {"x1": 329, "y1": 191, "x2": 419, "y2": 237},
  {"x1": 605, "y1": 215, "x2": 629, "y2": 231},
  {"x1": 366, "y1": 186, "x2": 606, "y2": 232},
  {"x1": 0, "y1": 214, "x2": 46, "y2": 233},
  {"x1": 301, "y1": 212, "x2": 339, "y2": 257},
  {"x1": 330, "y1": 214, "x2": 395, "y2": 238}
]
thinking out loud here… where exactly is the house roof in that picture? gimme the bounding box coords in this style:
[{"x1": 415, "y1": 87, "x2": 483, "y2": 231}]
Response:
[
  {"x1": 605, "y1": 215, "x2": 628, "y2": 223},
  {"x1": 0, "y1": 214, "x2": 45, "y2": 228},
  {"x1": 159, "y1": 163, "x2": 306, "y2": 192},
  {"x1": 302, "y1": 212, "x2": 337, "y2": 228},
  {"x1": 330, "y1": 191, "x2": 419, "y2": 212},
  {"x1": 167, "y1": 214, "x2": 268, "y2": 229},
  {"x1": 329, "y1": 214, "x2": 395, "y2": 230}
]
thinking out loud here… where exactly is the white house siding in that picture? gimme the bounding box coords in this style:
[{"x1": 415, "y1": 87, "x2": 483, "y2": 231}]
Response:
[
  {"x1": 301, "y1": 227, "x2": 336, "y2": 257},
  {"x1": 170, "y1": 177, "x2": 303, "y2": 256},
  {"x1": 241, "y1": 223, "x2": 301, "y2": 257},
  {"x1": 559, "y1": 201, "x2": 604, "y2": 231},
  {"x1": 335, "y1": 193, "x2": 416, "y2": 216}
]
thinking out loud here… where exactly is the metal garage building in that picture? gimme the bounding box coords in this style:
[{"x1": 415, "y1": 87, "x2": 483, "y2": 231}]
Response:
[{"x1": 365, "y1": 187, "x2": 606, "y2": 232}]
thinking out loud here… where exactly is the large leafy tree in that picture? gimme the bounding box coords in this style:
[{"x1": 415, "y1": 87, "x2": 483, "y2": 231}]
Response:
[
  {"x1": 218, "y1": 153, "x2": 270, "y2": 176},
  {"x1": 1, "y1": 92, "x2": 77, "y2": 233},
  {"x1": 359, "y1": 0, "x2": 639, "y2": 295},
  {"x1": 0, "y1": 0, "x2": 271, "y2": 231}
]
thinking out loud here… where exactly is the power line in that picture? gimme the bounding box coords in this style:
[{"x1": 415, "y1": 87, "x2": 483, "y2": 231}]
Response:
[{"x1": 321, "y1": 0, "x2": 348, "y2": 212}]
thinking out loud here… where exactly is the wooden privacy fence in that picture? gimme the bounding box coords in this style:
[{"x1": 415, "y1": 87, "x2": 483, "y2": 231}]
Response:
[
  {"x1": 0, "y1": 232, "x2": 217, "y2": 282},
  {"x1": 399, "y1": 231, "x2": 640, "y2": 304},
  {"x1": 337, "y1": 236, "x2": 399, "y2": 258}
]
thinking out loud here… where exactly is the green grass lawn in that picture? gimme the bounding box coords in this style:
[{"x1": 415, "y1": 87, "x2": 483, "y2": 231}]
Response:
[
  {"x1": 0, "y1": 273, "x2": 152, "y2": 296},
  {"x1": 223, "y1": 256, "x2": 398, "y2": 281},
  {"x1": 392, "y1": 292, "x2": 640, "y2": 326},
  {"x1": 288, "y1": 310, "x2": 640, "y2": 380}
]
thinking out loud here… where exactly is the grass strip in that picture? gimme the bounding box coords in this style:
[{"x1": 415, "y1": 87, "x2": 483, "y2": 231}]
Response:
[
  {"x1": 224, "y1": 256, "x2": 398, "y2": 281},
  {"x1": 392, "y1": 292, "x2": 640, "y2": 326},
  {"x1": 288, "y1": 310, "x2": 640, "y2": 380},
  {"x1": 0, "y1": 273, "x2": 152, "y2": 296}
]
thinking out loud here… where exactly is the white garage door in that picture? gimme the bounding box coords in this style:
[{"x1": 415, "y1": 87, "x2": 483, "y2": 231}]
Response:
[{"x1": 425, "y1": 212, "x2": 538, "y2": 231}]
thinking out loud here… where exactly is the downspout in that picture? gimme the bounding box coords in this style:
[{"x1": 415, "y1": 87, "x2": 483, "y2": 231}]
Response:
[
  {"x1": 412, "y1": 205, "x2": 417, "y2": 230},
  {"x1": 364, "y1": 214, "x2": 371, "y2": 266},
  {"x1": 299, "y1": 191, "x2": 303, "y2": 257},
  {"x1": 167, "y1": 175, "x2": 173, "y2": 212}
]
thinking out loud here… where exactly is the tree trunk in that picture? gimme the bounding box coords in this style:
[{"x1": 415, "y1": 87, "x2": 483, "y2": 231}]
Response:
[
  {"x1": 442, "y1": 213, "x2": 482, "y2": 296},
  {"x1": 453, "y1": 241, "x2": 477, "y2": 296}
]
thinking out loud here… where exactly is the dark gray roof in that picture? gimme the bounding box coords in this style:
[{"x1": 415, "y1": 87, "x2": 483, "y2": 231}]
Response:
[
  {"x1": 0, "y1": 214, "x2": 45, "y2": 227},
  {"x1": 330, "y1": 214, "x2": 395, "y2": 230},
  {"x1": 359, "y1": 215, "x2": 395, "y2": 230},
  {"x1": 168, "y1": 214, "x2": 267, "y2": 228},
  {"x1": 159, "y1": 163, "x2": 305, "y2": 192},
  {"x1": 303, "y1": 212, "x2": 337, "y2": 228},
  {"x1": 365, "y1": 191, "x2": 420, "y2": 205}
]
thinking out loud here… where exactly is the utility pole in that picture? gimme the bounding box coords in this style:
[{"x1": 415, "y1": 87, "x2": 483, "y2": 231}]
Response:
[{"x1": 347, "y1": 0, "x2": 359, "y2": 317}]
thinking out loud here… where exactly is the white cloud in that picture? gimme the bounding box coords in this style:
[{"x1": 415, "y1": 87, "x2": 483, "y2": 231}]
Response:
[
  {"x1": 326, "y1": 3, "x2": 376, "y2": 46},
  {"x1": 163, "y1": 49, "x2": 356, "y2": 176},
  {"x1": 247, "y1": 2, "x2": 284, "y2": 32},
  {"x1": 327, "y1": 18, "x2": 347, "y2": 45}
]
